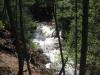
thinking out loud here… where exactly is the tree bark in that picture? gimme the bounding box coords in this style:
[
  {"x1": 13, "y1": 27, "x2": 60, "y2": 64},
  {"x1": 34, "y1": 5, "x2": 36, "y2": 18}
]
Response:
[
  {"x1": 59, "y1": 57, "x2": 68, "y2": 75},
  {"x1": 53, "y1": 0, "x2": 65, "y2": 75},
  {"x1": 4, "y1": 0, "x2": 15, "y2": 31},
  {"x1": 79, "y1": 0, "x2": 89, "y2": 75},
  {"x1": 4, "y1": 0, "x2": 24, "y2": 75},
  {"x1": 18, "y1": 0, "x2": 32, "y2": 75},
  {"x1": 4, "y1": 0, "x2": 32, "y2": 75},
  {"x1": 74, "y1": 0, "x2": 78, "y2": 75},
  {"x1": 17, "y1": 53, "x2": 24, "y2": 75}
]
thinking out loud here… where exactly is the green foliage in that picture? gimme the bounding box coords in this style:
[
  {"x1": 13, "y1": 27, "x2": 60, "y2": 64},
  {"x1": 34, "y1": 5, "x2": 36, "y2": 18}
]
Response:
[
  {"x1": 55, "y1": 0, "x2": 100, "y2": 65},
  {"x1": 24, "y1": 21, "x2": 36, "y2": 39},
  {"x1": 0, "y1": 21, "x2": 5, "y2": 30}
]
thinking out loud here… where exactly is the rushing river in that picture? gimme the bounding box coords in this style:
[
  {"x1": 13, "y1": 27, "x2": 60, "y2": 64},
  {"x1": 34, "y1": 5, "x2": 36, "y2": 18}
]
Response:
[{"x1": 32, "y1": 22, "x2": 78, "y2": 75}]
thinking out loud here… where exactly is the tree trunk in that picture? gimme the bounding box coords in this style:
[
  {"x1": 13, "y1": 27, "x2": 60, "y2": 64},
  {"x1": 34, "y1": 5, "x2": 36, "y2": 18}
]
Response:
[
  {"x1": 59, "y1": 57, "x2": 68, "y2": 75},
  {"x1": 17, "y1": 53, "x2": 24, "y2": 75},
  {"x1": 4, "y1": 0, "x2": 15, "y2": 31},
  {"x1": 4, "y1": 0, "x2": 31, "y2": 75},
  {"x1": 53, "y1": 0, "x2": 65, "y2": 75},
  {"x1": 4, "y1": 0, "x2": 25, "y2": 75},
  {"x1": 74, "y1": 0, "x2": 78, "y2": 75},
  {"x1": 26, "y1": 58, "x2": 32, "y2": 75},
  {"x1": 18, "y1": 0, "x2": 32, "y2": 75},
  {"x1": 79, "y1": 0, "x2": 89, "y2": 75}
]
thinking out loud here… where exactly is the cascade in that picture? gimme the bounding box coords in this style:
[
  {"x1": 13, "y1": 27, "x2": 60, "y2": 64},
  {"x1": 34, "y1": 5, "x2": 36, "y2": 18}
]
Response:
[{"x1": 33, "y1": 22, "x2": 78, "y2": 75}]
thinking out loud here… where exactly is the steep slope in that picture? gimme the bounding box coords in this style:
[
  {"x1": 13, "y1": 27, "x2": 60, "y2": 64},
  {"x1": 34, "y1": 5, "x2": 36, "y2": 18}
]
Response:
[{"x1": 0, "y1": 30, "x2": 51, "y2": 75}]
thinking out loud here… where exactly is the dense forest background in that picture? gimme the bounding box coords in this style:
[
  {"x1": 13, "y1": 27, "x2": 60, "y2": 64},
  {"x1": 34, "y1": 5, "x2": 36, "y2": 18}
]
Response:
[{"x1": 0, "y1": 0, "x2": 100, "y2": 75}]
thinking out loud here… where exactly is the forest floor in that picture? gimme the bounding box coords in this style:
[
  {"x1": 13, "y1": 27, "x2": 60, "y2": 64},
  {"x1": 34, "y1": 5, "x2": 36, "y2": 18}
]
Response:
[
  {"x1": 0, "y1": 51, "x2": 18, "y2": 75},
  {"x1": 0, "y1": 51, "x2": 49, "y2": 75}
]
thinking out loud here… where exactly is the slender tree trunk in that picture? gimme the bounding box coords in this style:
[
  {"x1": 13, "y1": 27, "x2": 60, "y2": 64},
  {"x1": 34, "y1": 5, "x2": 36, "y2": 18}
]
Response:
[
  {"x1": 4, "y1": 0, "x2": 24, "y2": 75},
  {"x1": 53, "y1": 0, "x2": 65, "y2": 75},
  {"x1": 59, "y1": 57, "x2": 68, "y2": 75},
  {"x1": 17, "y1": 53, "x2": 24, "y2": 75},
  {"x1": 4, "y1": 0, "x2": 14, "y2": 30},
  {"x1": 26, "y1": 58, "x2": 32, "y2": 75},
  {"x1": 79, "y1": 0, "x2": 89, "y2": 75},
  {"x1": 15, "y1": 0, "x2": 25, "y2": 75},
  {"x1": 74, "y1": 0, "x2": 78, "y2": 75},
  {"x1": 18, "y1": 0, "x2": 32, "y2": 75},
  {"x1": 4, "y1": 0, "x2": 31, "y2": 75}
]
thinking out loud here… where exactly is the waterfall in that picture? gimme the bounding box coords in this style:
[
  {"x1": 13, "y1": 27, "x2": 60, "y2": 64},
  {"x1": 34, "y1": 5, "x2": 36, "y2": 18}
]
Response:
[
  {"x1": 32, "y1": 22, "x2": 78, "y2": 75},
  {"x1": 33, "y1": 22, "x2": 60, "y2": 62}
]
